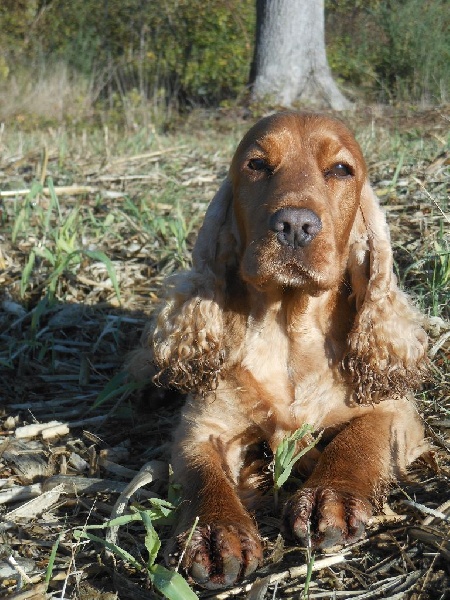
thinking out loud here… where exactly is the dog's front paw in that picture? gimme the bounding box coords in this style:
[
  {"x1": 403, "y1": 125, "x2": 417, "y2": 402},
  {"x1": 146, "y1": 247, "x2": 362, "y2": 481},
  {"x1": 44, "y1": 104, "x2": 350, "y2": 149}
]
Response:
[
  {"x1": 166, "y1": 522, "x2": 262, "y2": 589},
  {"x1": 283, "y1": 487, "x2": 373, "y2": 549}
]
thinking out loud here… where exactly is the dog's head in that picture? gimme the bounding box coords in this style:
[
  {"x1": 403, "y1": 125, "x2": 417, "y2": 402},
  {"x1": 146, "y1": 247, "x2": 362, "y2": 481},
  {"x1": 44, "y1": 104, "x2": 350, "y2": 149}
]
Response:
[
  {"x1": 227, "y1": 112, "x2": 367, "y2": 293},
  {"x1": 153, "y1": 112, "x2": 429, "y2": 400}
]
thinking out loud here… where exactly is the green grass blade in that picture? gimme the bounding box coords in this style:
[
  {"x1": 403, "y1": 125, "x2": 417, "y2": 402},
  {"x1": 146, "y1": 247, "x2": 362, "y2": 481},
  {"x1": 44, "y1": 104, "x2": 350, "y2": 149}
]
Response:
[
  {"x1": 45, "y1": 533, "x2": 63, "y2": 586},
  {"x1": 34, "y1": 245, "x2": 56, "y2": 266},
  {"x1": 73, "y1": 530, "x2": 142, "y2": 571},
  {"x1": 139, "y1": 510, "x2": 161, "y2": 567},
  {"x1": 12, "y1": 207, "x2": 27, "y2": 244},
  {"x1": 74, "y1": 513, "x2": 143, "y2": 531},
  {"x1": 390, "y1": 152, "x2": 404, "y2": 189},
  {"x1": 83, "y1": 249, "x2": 121, "y2": 302},
  {"x1": 46, "y1": 177, "x2": 62, "y2": 219},
  {"x1": 31, "y1": 295, "x2": 51, "y2": 333},
  {"x1": 91, "y1": 369, "x2": 144, "y2": 410},
  {"x1": 274, "y1": 424, "x2": 319, "y2": 491},
  {"x1": 20, "y1": 250, "x2": 36, "y2": 298},
  {"x1": 12, "y1": 182, "x2": 42, "y2": 242},
  {"x1": 150, "y1": 564, "x2": 199, "y2": 600},
  {"x1": 46, "y1": 251, "x2": 79, "y2": 297},
  {"x1": 302, "y1": 553, "x2": 315, "y2": 600}
]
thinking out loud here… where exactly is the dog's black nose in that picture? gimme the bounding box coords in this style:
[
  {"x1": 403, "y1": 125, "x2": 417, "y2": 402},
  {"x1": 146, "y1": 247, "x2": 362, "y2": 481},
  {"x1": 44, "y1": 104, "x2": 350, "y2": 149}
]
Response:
[{"x1": 269, "y1": 207, "x2": 322, "y2": 248}]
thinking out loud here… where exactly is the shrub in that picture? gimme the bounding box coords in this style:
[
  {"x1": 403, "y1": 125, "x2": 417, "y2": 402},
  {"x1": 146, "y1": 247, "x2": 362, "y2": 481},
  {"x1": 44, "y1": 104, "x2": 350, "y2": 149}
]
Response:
[
  {"x1": 0, "y1": 0, "x2": 447, "y2": 123},
  {"x1": 32, "y1": 0, "x2": 254, "y2": 107},
  {"x1": 326, "y1": 0, "x2": 449, "y2": 103}
]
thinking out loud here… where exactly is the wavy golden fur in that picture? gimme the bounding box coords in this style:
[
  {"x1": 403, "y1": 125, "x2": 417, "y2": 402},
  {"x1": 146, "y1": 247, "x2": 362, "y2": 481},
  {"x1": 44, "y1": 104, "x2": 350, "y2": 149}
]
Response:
[{"x1": 133, "y1": 112, "x2": 430, "y2": 589}]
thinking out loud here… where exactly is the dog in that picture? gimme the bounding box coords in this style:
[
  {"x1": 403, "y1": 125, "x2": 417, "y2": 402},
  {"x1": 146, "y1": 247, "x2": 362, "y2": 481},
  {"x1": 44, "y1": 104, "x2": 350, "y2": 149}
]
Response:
[{"x1": 134, "y1": 111, "x2": 430, "y2": 589}]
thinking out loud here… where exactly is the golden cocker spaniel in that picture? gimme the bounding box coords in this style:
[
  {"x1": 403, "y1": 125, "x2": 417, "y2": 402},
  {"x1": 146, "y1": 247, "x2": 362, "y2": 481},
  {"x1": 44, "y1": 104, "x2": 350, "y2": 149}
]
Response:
[{"x1": 136, "y1": 112, "x2": 430, "y2": 589}]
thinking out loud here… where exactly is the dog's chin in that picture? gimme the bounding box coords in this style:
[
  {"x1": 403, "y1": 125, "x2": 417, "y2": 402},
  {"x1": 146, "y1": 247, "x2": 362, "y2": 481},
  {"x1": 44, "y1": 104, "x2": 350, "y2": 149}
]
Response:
[
  {"x1": 273, "y1": 268, "x2": 333, "y2": 293},
  {"x1": 240, "y1": 239, "x2": 341, "y2": 294},
  {"x1": 241, "y1": 257, "x2": 338, "y2": 294}
]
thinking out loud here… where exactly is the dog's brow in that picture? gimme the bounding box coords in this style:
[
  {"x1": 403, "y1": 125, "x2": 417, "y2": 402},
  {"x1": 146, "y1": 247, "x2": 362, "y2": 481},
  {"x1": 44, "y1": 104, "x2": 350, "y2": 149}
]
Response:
[
  {"x1": 250, "y1": 140, "x2": 267, "y2": 152},
  {"x1": 315, "y1": 132, "x2": 344, "y2": 151},
  {"x1": 253, "y1": 136, "x2": 276, "y2": 152},
  {"x1": 256, "y1": 127, "x2": 293, "y2": 149}
]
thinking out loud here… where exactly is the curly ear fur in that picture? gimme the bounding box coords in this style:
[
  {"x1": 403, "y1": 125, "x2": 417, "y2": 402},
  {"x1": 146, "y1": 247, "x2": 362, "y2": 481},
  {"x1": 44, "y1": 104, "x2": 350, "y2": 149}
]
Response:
[
  {"x1": 152, "y1": 179, "x2": 237, "y2": 393},
  {"x1": 344, "y1": 182, "x2": 429, "y2": 404}
]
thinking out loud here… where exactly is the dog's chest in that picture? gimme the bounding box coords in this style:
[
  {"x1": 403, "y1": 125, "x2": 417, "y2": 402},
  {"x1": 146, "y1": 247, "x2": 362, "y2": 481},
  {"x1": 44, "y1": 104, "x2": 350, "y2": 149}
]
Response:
[{"x1": 240, "y1": 309, "x2": 347, "y2": 428}]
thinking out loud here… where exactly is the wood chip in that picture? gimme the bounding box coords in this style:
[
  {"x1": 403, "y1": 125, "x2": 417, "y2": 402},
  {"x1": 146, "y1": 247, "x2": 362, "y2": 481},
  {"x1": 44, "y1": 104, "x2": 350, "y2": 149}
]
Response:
[
  {"x1": 41, "y1": 424, "x2": 70, "y2": 440},
  {"x1": 0, "y1": 483, "x2": 43, "y2": 505},
  {"x1": 15, "y1": 421, "x2": 63, "y2": 439},
  {"x1": 0, "y1": 185, "x2": 99, "y2": 198},
  {"x1": 5, "y1": 582, "x2": 48, "y2": 600},
  {"x1": 3, "y1": 445, "x2": 49, "y2": 482},
  {"x1": 5, "y1": 483, "x2": 65, "y2": 521}
]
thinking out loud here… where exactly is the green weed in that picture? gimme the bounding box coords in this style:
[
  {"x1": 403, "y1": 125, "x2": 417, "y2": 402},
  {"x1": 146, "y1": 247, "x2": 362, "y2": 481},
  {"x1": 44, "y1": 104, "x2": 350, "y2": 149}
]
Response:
[
  {"x1": 73, "y1": 500, "x2": 199, "y2": 600},
  {"x1": 273, "y1": 426, "x2": 321, "y2": 598},
  {"x1": 302, "y1": 524, "x2": 315, "y2": 600},
  {"x1": 90, "y1": 369, "x2": 144, "y2": 411},
  {"x1": 45, "y1": 534, "x2": 63, "y2": 588},
  {"x1": 273, "y1": 424, "x2": 321, "y2": 507},
  {"x1": 121, "y1": 192, "x2": 199, "y2": 269},
  {"x1": 12, "y1": 178, "x2": 120, "y2": 302},
  {"x1": 428, "y1": 236, "x2": 450, "y2": 316}
]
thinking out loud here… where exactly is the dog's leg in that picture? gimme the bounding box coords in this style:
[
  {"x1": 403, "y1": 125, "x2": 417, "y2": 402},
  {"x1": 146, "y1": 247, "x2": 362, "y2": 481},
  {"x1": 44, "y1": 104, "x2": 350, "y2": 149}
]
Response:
[
  {"x1": 166, "y1": 435, "x2": 263, "y2": 589},
  {"x1": 284, "y1": 399, "x2": 427, "y2": 548}
]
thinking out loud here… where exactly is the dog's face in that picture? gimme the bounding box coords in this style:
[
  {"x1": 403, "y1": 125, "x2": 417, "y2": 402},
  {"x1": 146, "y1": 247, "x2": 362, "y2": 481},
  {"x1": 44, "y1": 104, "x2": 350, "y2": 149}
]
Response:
[{"x1": 229, "y1": 112, "x2": 367, "y2": 292}]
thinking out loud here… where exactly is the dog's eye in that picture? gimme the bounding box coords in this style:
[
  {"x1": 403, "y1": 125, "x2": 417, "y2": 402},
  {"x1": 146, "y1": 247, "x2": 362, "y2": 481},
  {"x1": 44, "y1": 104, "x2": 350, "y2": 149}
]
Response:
[
  {"x1": 325, "y1": 163, "x2": 353, "y2": 179},
  {"x1": 247, "y1": 157, "x2": 269, "y2": 171}
]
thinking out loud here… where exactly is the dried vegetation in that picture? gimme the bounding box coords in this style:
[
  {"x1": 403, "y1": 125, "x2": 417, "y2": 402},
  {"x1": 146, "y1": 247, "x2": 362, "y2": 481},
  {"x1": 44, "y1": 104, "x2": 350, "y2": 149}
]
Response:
[{"x1": 0, "y1": 107, "x2": 449, "y2": 599}]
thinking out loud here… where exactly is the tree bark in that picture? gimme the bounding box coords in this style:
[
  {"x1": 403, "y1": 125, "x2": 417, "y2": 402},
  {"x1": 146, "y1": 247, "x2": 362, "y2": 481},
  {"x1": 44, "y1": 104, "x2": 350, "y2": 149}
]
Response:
[{"x1": 250, "y1": 0, "x2": 352, "y2": 110}]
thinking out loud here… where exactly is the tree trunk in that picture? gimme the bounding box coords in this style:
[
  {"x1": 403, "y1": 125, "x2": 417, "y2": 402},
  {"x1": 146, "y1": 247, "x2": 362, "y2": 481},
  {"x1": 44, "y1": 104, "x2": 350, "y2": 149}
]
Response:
[{"x1": 250, "y1": 0, "x2": 352, "y2": 110}]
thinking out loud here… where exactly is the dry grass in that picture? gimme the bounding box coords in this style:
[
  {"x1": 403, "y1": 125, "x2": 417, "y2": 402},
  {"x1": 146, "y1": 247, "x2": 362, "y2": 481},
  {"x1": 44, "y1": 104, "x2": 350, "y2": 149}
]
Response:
[
  {"x1": 0, "y1": 106, "x2": 449, "y2": 600},
  {"x1": 0, "y1": 62, "x2": 96, "y2": 125}
]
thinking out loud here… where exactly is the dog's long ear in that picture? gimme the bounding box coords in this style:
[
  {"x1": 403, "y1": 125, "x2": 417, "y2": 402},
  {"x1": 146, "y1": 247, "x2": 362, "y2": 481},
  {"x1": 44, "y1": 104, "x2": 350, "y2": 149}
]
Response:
[
  {"x1": 152, "y1": 178, "x2": 238, "y2": 393},
  {"x1": 192, "y1": 178, "x2": 238, "y2": 274},
  {"x1": 344, "y1": 181, "x2": 429, "y2": 404}
]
